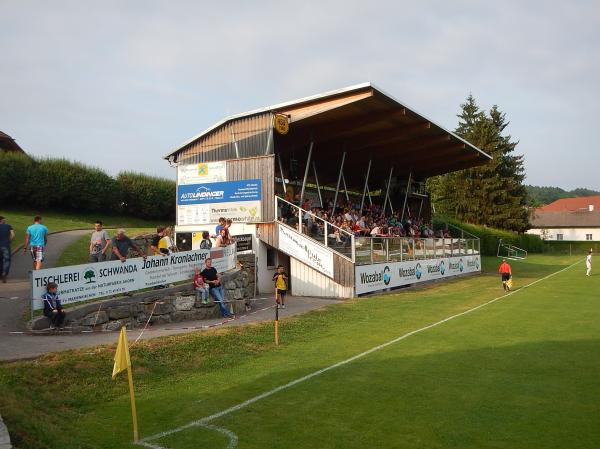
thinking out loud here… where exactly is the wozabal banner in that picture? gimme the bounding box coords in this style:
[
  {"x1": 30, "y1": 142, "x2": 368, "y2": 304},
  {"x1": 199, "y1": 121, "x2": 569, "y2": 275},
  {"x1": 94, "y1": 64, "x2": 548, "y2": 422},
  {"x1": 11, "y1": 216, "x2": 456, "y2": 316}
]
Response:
[
  {"x1": 355, "y1": 255, "x2": 481, "y2": 295},
  {"x1": 31, "y1": 244, "x2": 237, "y2": 310}
]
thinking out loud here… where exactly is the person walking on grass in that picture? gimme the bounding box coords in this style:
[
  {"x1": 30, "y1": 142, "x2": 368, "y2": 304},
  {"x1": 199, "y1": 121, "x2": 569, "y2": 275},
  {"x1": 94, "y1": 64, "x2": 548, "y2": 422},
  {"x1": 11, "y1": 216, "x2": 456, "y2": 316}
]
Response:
[
  {"x1": 0, "y1": 216, "x2": 15, "y2": 283},
  {"x1": 89, "y1": 220, "x2": 111, "y2": 263},
  {"x1": 201, "y1": 258, "x2": 234, "y2": 318},
  {"x1": 23, "y1": 216, "x2": 48, "y2": 270},
  {"x1": 111, "y1": 229, "x2": 147, "y2": 263},
  {"x1": 586, "y1": 249, "x2": 592, "y2": 276},
  {"x1": 42, "y1": 282, "x2": 66, "y2": 329},
  {"x1": 498, "y1": 258, "x2": 512, "y2": 292},
  {"x1": 272, "y1": 265, "x2": 288, "y2": 309}
]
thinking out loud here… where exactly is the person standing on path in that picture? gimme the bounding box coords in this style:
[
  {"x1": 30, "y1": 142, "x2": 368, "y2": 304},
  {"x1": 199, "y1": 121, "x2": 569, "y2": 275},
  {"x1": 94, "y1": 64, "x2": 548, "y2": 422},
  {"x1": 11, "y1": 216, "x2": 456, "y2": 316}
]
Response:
[
  {"x1": 498, "y1": 258, "x2": 512, "y2": 292},
  {"x1": 23, "y1": 216, "x2": 48, "y2": 270},
  {"x1": 89, "y1": 221, "x2": 111, "y2": 262},
  {"x1": 0, "y1": 216, "x2": 15, "y2": 282},
  {"x1": 110, "y1": 229, "x2": 147, "y2": 262},
  {"x1": 272, "y1": 265, "x2": 288, "y2": 309},
  {"x1": 586, "y1": 250, "x2": 592, "y2": 276}
]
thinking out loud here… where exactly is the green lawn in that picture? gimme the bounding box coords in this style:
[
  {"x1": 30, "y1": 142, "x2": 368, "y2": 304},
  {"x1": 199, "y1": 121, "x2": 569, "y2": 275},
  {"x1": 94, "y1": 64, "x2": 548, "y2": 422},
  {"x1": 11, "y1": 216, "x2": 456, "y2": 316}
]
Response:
[
  {"x1": 56, "y1": 227, "x2": 157, "y2": 267},
  {"x1": 0, "y1": 208, "x2": 164, "y2": 249},
  {"x1": 0, "y1": 255, "x2": 598, "y2": 449}
]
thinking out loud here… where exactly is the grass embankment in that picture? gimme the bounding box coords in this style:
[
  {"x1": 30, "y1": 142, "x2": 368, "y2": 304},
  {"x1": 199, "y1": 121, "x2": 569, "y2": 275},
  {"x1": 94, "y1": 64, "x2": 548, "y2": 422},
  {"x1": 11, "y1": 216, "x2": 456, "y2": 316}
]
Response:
[
  {"x1": 1, "y1": 255, "x2": 598, "y2": 449},
  {"x1": 0, "y1": 208, "x2": 162, "y2": 250}
]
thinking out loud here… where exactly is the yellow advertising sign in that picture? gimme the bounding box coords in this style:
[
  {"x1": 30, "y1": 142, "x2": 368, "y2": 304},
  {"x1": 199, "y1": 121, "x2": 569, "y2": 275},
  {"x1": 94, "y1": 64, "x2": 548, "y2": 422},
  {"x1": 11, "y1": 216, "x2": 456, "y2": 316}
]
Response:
[{"x1": 274, "y1": 114, "x2": 290, "y2": 135}]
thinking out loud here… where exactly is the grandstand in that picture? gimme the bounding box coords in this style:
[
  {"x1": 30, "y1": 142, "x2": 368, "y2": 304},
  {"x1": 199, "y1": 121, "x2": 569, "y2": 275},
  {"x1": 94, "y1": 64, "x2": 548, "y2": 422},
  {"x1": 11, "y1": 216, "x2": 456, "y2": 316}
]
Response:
[{"x1": 167, "y1": 83, "x2": 492, "y2": 297}]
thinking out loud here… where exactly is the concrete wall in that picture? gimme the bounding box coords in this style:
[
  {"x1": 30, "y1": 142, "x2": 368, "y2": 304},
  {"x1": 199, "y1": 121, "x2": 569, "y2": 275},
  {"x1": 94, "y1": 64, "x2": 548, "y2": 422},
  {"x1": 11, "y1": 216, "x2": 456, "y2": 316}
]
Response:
[{"x1": 527, "y1": 227, "x2": 599, "y2": 241}]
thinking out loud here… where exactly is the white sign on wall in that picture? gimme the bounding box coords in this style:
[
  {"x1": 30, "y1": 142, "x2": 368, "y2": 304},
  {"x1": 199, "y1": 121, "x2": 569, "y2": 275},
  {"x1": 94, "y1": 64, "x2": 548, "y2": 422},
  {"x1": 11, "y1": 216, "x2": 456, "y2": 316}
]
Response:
[
  {"x1": 31, "y1": 244, "x2": 237, "y2": 310},
  {"x1": 278, "y1": 224, "x2": 334, "y2": 278},
  {"x1": 355, "y1": 255, "x2": 481, "y2": 295},
  {"x1": 177, "y1": 161, "x2": 226, "y2": 185}
]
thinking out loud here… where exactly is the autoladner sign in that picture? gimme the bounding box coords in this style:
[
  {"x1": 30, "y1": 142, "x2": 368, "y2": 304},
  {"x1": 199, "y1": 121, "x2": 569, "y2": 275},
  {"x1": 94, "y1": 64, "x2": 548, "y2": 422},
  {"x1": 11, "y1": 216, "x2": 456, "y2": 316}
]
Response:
[
  {"x1": 31, "y1": 244, "x2": 237, "y2": 310},
  {"x1": 355, "y1": 255, "x2": 480, "y2": 295}
]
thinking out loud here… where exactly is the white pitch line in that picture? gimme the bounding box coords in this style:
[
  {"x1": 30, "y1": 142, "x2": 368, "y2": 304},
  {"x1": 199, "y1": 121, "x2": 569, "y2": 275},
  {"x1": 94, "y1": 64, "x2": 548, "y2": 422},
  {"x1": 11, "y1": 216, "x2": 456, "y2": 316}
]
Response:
[{"x1": 137, "y1": 259, "x2": 582, "y2": 448}]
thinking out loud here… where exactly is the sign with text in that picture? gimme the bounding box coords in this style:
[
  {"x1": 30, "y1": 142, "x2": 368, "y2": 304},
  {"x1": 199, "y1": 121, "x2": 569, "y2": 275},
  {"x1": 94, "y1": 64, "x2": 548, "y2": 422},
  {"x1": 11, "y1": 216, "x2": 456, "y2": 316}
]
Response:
[
  {"x1": 278, "y1": 224, "x2": 334, "y2": 278},
  {"x1": 31, "y1": 244, "x2": 237, "y2": 310},
  {"x1": 234, "y1": 234, "x2": 253, "y2": 253},
  {"x1": 355, "y1": 255, "x2": 481, "y2": 295},
  {"x1": 177, "y1": 161, "x2": 226, "y2": 185}
]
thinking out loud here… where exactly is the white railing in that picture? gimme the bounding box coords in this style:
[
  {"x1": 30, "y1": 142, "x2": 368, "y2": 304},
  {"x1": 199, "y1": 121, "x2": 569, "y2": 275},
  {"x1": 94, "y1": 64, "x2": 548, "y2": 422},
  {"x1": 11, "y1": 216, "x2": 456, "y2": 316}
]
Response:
[{"x1": 275, "y1": 196, "x2": 355, "y2": 262}]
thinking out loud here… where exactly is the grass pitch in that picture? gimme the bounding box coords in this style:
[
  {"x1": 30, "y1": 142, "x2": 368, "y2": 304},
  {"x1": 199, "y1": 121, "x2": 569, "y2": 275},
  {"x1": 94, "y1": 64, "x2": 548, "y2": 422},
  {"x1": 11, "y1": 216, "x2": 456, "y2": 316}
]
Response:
[{"x1": 1, "y1": 255, "x2": 598, "y2": 449}]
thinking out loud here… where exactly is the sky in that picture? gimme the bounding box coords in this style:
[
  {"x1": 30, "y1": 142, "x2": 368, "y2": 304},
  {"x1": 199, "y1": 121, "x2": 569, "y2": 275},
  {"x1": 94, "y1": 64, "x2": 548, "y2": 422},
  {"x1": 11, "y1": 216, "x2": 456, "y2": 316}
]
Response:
[{"x1": 1, "y1": 1, "x2": 599, "y2": 190}]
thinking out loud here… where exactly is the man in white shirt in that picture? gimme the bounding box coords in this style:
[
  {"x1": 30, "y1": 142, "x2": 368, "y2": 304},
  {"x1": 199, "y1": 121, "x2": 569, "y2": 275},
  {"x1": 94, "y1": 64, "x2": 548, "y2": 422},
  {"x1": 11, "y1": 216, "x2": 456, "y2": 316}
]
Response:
[{"x1": 586, "y1": 250, "x2": 592, "y2": 276}]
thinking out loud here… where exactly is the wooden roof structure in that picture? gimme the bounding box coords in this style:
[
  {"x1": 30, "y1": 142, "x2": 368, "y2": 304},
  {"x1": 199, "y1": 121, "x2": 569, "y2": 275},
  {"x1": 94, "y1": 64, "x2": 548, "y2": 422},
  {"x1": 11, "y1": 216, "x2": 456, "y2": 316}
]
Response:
[
  {"x1": 167, "y1": 83, "x2": 491, "y2": 188},
  {"x1": 0, "y1": 131, "x2": 25, "y2": 154}
]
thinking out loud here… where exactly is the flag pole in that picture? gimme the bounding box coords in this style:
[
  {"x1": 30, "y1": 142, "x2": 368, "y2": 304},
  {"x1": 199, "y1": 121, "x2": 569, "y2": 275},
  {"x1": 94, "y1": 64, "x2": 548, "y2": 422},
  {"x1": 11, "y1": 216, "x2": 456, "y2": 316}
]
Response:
[{"x1": 127, "y1": 363, "x2": 139, "y2": 442}]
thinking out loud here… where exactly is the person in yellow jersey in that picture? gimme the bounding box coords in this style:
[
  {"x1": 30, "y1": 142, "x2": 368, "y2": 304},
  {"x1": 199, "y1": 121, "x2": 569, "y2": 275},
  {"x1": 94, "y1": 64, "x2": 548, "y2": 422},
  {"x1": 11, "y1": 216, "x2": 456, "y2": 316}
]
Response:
[{"x1": 272, "y1": 265, "x2": 288, "y2": 309}]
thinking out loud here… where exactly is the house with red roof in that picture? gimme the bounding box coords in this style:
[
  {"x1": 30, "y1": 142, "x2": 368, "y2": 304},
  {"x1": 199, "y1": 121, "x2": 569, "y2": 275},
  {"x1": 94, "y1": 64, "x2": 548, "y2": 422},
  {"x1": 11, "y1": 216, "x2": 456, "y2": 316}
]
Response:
[
  {"x1": 527, "y1": 196, "x2": 600, "y2": 241},
  {"x1": 0, "y1": 131, "x2": 26, "y2": 154}
]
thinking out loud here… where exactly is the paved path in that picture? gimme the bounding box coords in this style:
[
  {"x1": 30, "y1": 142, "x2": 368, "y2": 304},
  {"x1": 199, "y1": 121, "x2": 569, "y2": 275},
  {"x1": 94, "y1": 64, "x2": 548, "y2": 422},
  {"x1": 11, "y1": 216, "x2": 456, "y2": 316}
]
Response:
[
  {"x1": 0, "y1": 413, "x2": 10, "y2": 449},
  {"x1": 0, "y1": 295, "x2": 340, "y2": 361},
  {"x1": 0, "y1": 230, "x2": 90, "y2": 335}
]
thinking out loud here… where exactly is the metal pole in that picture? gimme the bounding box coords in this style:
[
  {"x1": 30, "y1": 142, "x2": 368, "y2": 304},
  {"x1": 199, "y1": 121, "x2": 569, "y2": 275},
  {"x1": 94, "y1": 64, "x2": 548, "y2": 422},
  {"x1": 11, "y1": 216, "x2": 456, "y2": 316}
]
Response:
[
  {"x1": 312, "y1": 161, "x2": 323, "y2": 208},
  {"x1": 299, "y1": 141, "x2": 314, "y2": 206},
  {"x1": 231, "y1": 129, "x2": 240, "y2": 159},
  {"x1": 359, "y1": 159, "x2": 372, "y2": 217},
  {"x1": 341, "y1": 173, "x2": 350, "y2": 202},
  {"x1": 264, "y1": 128, "x2": 273, "y2": 155},
  {"x1": 418, "y1": 198, "x2": 424, "y2": 220},
  {"x1": 277, "y1": 153, "x2": 287, "y2": 194},
  {"x1": 332, "y1": 151, "x2": 346, "y2": 215},
  {"x1": 382, "y1": 166, "x2": 394, "y2": 215},
  {"x1": 400, "y1": 172, "x2": 412, "y2": 222}
]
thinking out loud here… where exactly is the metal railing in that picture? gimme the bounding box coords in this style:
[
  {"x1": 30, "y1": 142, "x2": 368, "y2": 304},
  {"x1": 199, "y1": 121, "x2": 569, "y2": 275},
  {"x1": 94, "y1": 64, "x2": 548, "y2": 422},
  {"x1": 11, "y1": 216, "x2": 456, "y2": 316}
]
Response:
[
  {"x1": 354, "y1": 236, "x2": 480, "y2": 265},
  {"x1": 275, "y1": 196, "x2": 355, "y2": 261}
]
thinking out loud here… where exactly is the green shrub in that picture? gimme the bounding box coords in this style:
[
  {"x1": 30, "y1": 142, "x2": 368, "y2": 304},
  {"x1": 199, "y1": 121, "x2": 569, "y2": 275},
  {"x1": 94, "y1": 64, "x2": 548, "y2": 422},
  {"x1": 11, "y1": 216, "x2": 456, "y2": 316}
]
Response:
[
  {"x1": 541, "y1": 241, "x2": 600, "y2": 255},
  {"x1": 117, "y1": 172, "x2": 175, "y2": 220},
  {"x1": 0, "y1": 152, "x2": 36, "y2": 205}
]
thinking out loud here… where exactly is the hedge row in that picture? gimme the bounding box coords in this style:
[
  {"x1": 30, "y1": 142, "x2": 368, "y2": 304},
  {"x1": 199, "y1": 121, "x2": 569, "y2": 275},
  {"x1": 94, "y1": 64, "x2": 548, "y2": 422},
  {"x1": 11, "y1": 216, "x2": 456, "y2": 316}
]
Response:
[
  {"x1": 433, "y1": 216, "x2": 545, "y2": 256},
  {"x1": 0, "y1": 152, "x2": 175, "y2": 220},
  {"x1": 540, "y1": 241, "x2": 600, "y2": 255}
]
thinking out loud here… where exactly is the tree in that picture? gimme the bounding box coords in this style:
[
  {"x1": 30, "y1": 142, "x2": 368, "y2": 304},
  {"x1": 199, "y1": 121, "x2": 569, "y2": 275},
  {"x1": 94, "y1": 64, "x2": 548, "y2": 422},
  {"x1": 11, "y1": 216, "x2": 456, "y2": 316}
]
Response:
[{"x1": 428, "y1": 95, "x2": 529, "y2": 232}]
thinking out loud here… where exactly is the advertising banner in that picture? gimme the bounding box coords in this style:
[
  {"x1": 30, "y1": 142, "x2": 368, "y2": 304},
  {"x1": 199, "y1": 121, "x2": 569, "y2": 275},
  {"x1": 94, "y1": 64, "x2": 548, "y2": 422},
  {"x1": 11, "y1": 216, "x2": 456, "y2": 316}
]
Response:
[
  {"x1": 278, "y1": 224, "x2": 334, "y2": 278},
  {"x1": 177, "y1": 179, "x2": 261, "y2": 205},
  {"x1": 355, "y1": 255, "x2": 481, "y2": 295},
  {"x1": 177, "y1": 161, "x2": 226, "y2": 185},
  {"x1": 31, "y1": 244, "x2": 237, "y2": 310},
  {"x1": 234, "y1": 234, "x2": 253, "y2": 252}
]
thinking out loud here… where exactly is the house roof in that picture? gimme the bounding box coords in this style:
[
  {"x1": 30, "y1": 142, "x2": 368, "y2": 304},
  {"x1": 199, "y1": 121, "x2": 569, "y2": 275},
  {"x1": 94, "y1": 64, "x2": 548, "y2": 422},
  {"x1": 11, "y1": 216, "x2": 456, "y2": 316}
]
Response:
[
  {"x1": 530, "y1": 210, "x2": 600, "y2": 228},
  {"x1": 538, "y1": 196, "x2": 600, "y2": 212},
  {"x1": 0, "y1": 131, "x2": 25, "y2": 153}
]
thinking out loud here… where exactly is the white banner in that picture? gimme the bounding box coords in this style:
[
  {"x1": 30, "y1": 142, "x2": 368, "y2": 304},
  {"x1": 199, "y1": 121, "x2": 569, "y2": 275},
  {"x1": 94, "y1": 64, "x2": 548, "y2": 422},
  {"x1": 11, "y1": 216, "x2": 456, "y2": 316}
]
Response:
[
  {"x1": 31, "y1": 244, "x2": 237, "y2": 310},
  {"x1": 355, "y1": 255, "x2": 481, "y2": 295},
  {"x1": 278, "y1": 224, "x2": 334, "y2": 278},
  {"x1": 177, "y1": 161, "x2": 226, "y2": 185}
]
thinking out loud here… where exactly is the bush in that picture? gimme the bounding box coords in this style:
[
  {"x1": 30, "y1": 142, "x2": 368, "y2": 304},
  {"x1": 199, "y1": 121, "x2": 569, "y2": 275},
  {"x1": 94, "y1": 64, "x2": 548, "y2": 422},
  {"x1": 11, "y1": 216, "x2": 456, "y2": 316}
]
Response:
[
  {"x1": 0, "y1": 153, "x2": 174, "y2": 219},
  {"x1": 433, "y1": 215, "x2": 544, "y2": 255},
  {"x1": 541, "y1": 241, "x2": 600, "y2": 255}
]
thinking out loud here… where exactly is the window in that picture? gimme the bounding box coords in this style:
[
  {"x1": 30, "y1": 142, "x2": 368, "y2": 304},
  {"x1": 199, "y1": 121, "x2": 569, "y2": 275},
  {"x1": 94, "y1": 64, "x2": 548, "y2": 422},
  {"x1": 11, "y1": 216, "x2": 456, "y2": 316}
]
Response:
[
  {"x1": 266, "y1": 247, "x2": 277, "y2": 268},
  {"x1": 556, "y1": 234, "x2": 563, "y2": 241},
  {"x1": 586, "y1": 234, "x2": 593, "y2": 241}
]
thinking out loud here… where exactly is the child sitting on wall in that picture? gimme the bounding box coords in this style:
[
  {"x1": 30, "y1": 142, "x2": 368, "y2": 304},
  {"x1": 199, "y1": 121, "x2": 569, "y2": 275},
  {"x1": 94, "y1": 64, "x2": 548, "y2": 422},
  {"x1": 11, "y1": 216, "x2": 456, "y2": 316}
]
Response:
[{"x1": 42, "y1": 282, "x2": 66, "y2": 329}]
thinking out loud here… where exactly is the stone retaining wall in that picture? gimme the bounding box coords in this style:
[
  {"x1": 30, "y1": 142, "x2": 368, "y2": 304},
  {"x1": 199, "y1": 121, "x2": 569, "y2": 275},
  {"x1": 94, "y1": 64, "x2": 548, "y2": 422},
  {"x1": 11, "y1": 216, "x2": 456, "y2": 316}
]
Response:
[{"x1": 31, "y1": 254, "x2": 256, "y2": 332}]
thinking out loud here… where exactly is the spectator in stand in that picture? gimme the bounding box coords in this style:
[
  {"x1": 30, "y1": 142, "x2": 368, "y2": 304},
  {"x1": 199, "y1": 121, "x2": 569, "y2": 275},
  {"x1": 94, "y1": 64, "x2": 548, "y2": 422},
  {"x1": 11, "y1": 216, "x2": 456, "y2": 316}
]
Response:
[
  {"x1": 193, "y1": 267, "x2": 210, "y2": 304},
  {"x1": 0, "y1": 216, "x2": 15, "y2": 283},
  {"x1": 225, "y1": 218, "x2": 233, "y2": 231},
  {"x1": 89, "y1": 221, "x2": 111, "y2": 262},
  {"x1": 199, "y1": 231, "x2": 212, "y2": 249},
  {"x1": 111, "y1": 229, "x2": 147, "y2": 262},
  {"x1": 42, "y1": 282, "x2": 66, "y2": 329},
  {"x1": 201, "y1": 258, "x2": 234, "y2": 318},
  {"x1": 158, "y1": 227, "x2": 176, "y2": 254},
  {"x1": 150, "y1": 227, "x2": 165, "y2": 255},
  {"x1": 23, "y1": 216, "x2": 48, "y2": 270},
  {"x1": 214, "y1": 217, "x2": 226, "y2": 237},
  {"x1": 214, "y1": 228, "x2": 227, "y2": 248}
]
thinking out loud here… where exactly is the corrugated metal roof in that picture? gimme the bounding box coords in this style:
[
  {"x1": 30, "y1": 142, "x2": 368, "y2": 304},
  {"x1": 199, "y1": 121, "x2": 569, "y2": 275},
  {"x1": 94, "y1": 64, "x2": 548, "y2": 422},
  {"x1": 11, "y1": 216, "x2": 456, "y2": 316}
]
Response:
[
  {"x1": 165, "y1": 82, "x2": 491, "y2": 161},
  {"x1": 530, "y1": 210, "x2": 600, "y2": 227}
]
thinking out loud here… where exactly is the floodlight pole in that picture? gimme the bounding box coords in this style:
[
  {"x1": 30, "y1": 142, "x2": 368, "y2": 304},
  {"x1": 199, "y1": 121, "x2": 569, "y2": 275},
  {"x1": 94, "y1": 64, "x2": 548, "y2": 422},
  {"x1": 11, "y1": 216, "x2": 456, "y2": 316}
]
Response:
[
  {"x1": 341, "y1": 172, "x2": 350, "y2": 202},
  {"x1": 400, "y1": 171, "x2": 412, "y2": 222},
  {"x1": 359, "y1": 159, "x2": 372, "y2": 217},
  {"x1": 231, "y1": 129, "x2": 240, "y2": 159},
  {"x1": 382, "y1": 166, "x2": 394, "y2": 216},
  {"x1": 332, "y1": 151, "x2": 346, "y2": 215},
  {"x1": 277, "y1": 153, "x2": 287, "y2": 194},
  {"x1": 264, "y1": 128, "x2": 273, "y2": 155},
  {"x1": 312, "y1": 161, "x2": 323, "y2": 208},
  {"x1": 299, "y1": 141, "x2": 314, "y2": 206}
]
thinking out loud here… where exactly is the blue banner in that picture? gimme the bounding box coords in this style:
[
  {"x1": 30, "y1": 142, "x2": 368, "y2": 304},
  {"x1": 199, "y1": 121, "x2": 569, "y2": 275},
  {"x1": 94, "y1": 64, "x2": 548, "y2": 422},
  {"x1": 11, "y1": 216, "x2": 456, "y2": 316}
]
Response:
[{"x1": 177, "y1": 179, "x2": 262, "y2": 205}]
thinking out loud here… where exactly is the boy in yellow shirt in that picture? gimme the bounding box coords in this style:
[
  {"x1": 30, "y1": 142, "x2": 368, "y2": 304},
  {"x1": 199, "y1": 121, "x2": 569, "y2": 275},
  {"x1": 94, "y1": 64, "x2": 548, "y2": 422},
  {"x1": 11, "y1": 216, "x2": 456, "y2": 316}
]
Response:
[{"x1": 272, "y1": 265, "x2": 288, "y2": 309}]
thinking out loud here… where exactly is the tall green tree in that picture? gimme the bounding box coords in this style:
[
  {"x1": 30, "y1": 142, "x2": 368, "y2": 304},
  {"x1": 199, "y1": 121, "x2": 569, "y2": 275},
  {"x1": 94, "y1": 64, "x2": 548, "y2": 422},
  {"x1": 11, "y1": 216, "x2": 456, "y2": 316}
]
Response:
[{"x1": 428, "y1": 95, "x2": 529, "y2": 232}]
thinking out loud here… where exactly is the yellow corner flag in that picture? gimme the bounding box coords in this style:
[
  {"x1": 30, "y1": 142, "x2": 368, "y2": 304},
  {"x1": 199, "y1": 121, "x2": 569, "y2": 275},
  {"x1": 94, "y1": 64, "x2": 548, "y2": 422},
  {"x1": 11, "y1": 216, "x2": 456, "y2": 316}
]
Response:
[{"x1": 112, "y1": 326, "x2": 139, "y2": 442}]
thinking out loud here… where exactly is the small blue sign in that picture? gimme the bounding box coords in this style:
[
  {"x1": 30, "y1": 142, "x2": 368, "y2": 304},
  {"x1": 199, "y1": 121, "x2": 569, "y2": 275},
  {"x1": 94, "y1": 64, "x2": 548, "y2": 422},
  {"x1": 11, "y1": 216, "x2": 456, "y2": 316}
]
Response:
[{"x1": 177, "y1": 179, "x2": 262, "y2": 205}]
